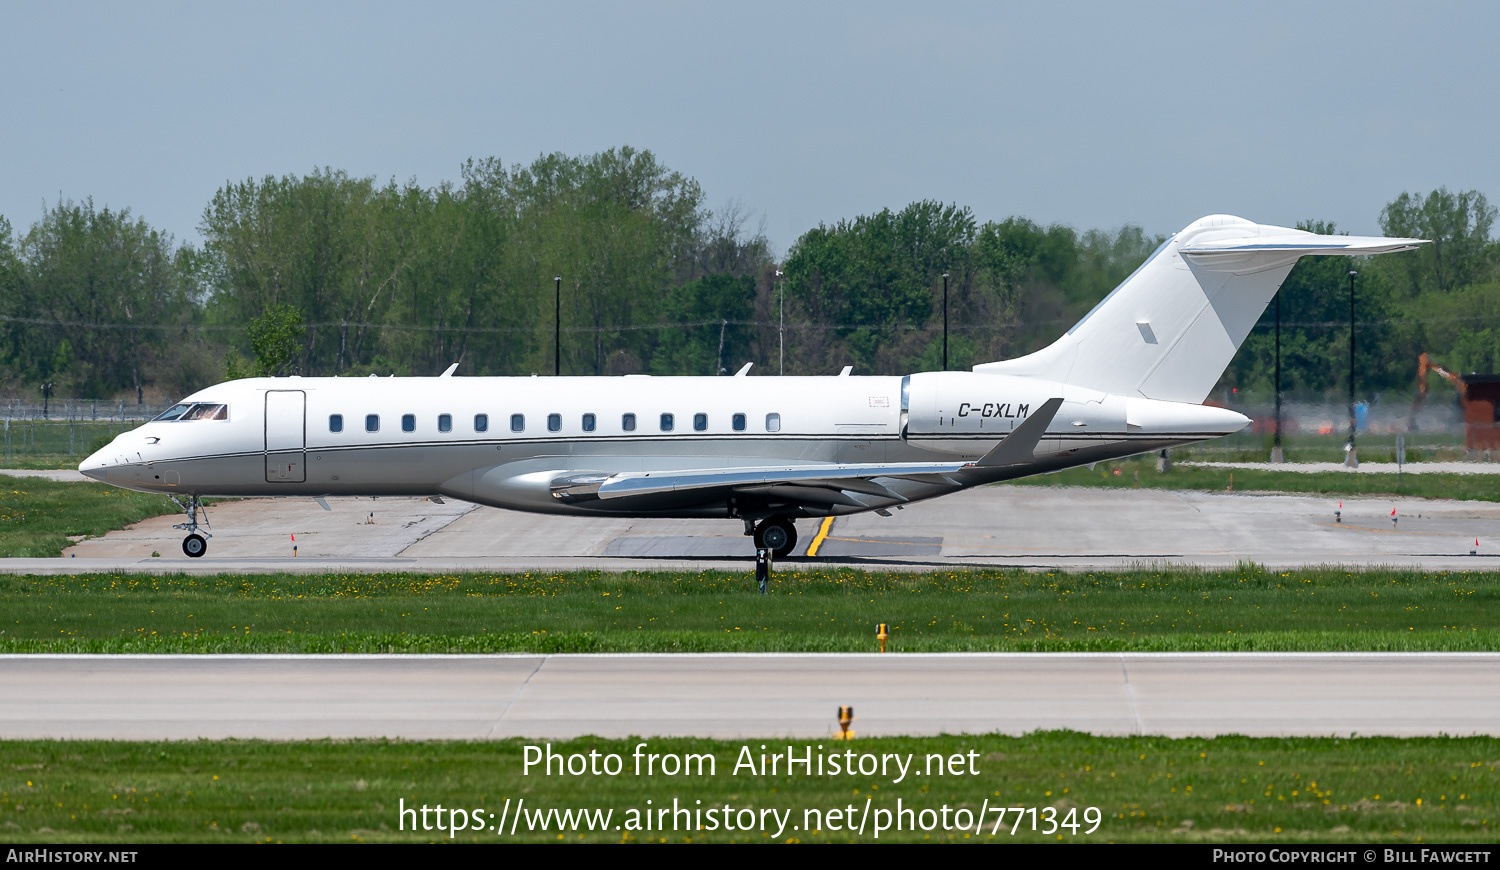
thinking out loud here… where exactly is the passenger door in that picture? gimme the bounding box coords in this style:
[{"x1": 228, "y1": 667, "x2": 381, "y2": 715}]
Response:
[{"x1": 264, "y1": 390, "x2": 306, "y2": 483}]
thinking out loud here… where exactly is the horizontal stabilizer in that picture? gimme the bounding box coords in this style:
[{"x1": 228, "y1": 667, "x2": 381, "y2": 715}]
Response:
[
  {"x1": 975, "y1": 397, "x2": 1062, "y2": 467},
  {"x1": 1180, "y1": 233, "x2": 1425, "y2": 257}
]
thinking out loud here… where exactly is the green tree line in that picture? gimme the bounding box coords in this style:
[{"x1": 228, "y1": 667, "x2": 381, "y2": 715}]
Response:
[
  {"x1": 1221, "y1": 189, "x2": 1499, "y2": 402},
  {"x1": 0, "y1": 146, "x2": 1494, "y2": 406}
]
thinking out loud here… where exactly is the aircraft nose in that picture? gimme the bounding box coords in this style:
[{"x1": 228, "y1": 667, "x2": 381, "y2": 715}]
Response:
[{"x1": 78, "y1": 448, "x2": 113, "y2": 482}]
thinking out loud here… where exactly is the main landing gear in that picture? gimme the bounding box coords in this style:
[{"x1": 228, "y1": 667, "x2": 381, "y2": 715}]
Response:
[
  {"x1": 751, "y1": 516, "x2": 797, "y2": 559},
  {"x1": 745, "y1": 516, "x2": 797, "y2": 595},
  {"x1": 169, "y1": 494, "x2": 212, "y2": 558}
]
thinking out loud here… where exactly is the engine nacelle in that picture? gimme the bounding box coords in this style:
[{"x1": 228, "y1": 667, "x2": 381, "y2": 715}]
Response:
[{"x1": 904, "y1": 371, "x2": 1122, "y2": 458}]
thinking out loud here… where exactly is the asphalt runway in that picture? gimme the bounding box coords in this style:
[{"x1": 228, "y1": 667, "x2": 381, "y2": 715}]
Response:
[
  {"x1": 13, "y1": 483, "x2": 1498, "y2": 574},
  {"x1": 5, "y1": 653, "x2": 1497, "y2": 740}
]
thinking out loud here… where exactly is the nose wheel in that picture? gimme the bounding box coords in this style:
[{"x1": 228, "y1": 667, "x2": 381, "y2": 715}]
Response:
[{"x1": 169, "y1": 495, "x2": 212, "y2": 558}]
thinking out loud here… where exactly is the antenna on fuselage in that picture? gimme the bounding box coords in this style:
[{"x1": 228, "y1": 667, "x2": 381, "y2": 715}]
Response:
[
  {"x1": 439, "y1": 363, "x2": 458, "y2": 377},
  {"x1": 734, "y1": 362, "x2": 753, "y2": 377}
]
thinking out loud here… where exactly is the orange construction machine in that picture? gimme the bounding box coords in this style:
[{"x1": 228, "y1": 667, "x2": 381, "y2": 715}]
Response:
[{"x1": 1411, "y1": 352, "x2": 1500, "y2": 451}]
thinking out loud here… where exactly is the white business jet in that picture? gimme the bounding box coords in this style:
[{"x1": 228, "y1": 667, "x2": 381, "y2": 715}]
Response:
[{"x1": 81, "y1": 215, "x2": 1423, "y2": 558}]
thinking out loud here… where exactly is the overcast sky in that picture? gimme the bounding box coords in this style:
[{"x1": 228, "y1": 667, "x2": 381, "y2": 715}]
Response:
[{"x1": 3, "y1": 1, "x2": 1496, "y2": 256}]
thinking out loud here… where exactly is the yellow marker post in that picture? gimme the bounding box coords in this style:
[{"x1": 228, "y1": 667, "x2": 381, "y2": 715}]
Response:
[
  {"x1": 876, "y1": 623, "x2": 889, "y2": 653},
  {"x1": 834, "y1": 705, "x2": 855, "y2": 740}
]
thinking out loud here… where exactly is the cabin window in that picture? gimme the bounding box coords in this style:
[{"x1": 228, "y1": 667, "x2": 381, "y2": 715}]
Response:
[
  {"x1": 660, "y1": 413, "x2": 674, "y2": 432},
  {"x1": 329, "y1": 414, "x2": 343, "y2": 433},
  {"x1": 438, "y1": 413, "x2": 452, "y2": 433},
  {"x1": 547, "y1": 413, "x2": 562, "y2": 432},
  {"x1": 622, "y1": 413, "x2": 636, "y2": 432},
  {"x1": 693, "y1": 412, "x2": 708, "y2": 432},
  {"x1": 582, "y1": 413, "x2": 596, "y2": 432},
  {"x1": 365, "y1": 414, "x2": 380, "y2": 433},
  {"x1": 510, "y1": 413, "x2": 525, "y2": 433},
  {"x1": 402, "y1": 414, "x2": 416, "y2": 433},
  {"x1": 474, "y1": 413, "x2": 488, "y2": 432},
  {"x1": 765, "y1": 412, "x2": 781, "y2": 432},
  {"x1": 732, "y1": 413, "x2": 746, "y2": 432}
]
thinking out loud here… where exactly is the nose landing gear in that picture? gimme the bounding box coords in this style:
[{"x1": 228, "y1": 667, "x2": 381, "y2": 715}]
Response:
[{"x1": 169, "y1": 494, "x2": 212, "y2": 558}]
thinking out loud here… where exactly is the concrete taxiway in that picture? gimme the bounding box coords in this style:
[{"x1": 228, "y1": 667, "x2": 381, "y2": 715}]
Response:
[
  {"x1": 4, "y1": 653, "x2": 1496, "y2": 740},
  {"x1": 8, "y1": 483, "x2": 1495, "y2": 574}
]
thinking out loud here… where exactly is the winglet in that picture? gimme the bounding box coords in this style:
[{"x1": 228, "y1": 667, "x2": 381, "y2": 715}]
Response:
[{"x1": 974, "y1": 397, "x2": 1063, "y2": 467}]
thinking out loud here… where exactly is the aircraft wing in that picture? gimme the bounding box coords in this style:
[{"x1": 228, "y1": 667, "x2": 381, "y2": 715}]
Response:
[
  {"x1": 557, "y1": 398, "x2": 1063, "y2": 511},
  {"x1": 595, "y1": 460, "x2": 973, "y2": 501}
]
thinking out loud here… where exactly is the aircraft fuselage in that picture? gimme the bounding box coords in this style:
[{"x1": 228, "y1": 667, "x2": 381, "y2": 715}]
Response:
[{"x1": 81, "y1": 371, "x2": 1246, "y2": 520}]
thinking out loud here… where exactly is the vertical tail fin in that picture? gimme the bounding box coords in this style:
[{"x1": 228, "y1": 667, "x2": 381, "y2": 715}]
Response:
[{"x1": 974, "y1": 215, "x2": 1425, "y2": 403}]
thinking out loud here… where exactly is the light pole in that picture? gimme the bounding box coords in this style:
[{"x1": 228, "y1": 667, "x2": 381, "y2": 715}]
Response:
[
  {"x1": 776, "y1": 268, "x2": 784, "y2": 376},
  {"x1": 1271, "y1": 291, "x2": 1283, "y2": 463},
  {"x1": 942, "y1": 272, "x2": 950, "y2": 371},
  {"x1": 1344, "y1": 269, "x2": 1358, "y2": 468},
  {"x1": 554, "y1": 276, "x2": 561, "y2": 377}
]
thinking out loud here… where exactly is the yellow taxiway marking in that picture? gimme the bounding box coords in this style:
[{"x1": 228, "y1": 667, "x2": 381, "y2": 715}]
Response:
[{"x1": 807, "y1": 516, "x2": 836, "y2": 557}]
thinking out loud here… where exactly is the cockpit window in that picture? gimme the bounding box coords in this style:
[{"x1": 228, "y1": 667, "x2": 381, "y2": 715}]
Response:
[
  {"x1": 155, "y1": 403, "x2": 227, "y2": 422},
  {"x1": 153, "y1": 404, "x2": 191, "y2": 422},
  {"x1": 180, "y1": 403, "x2": 228, "y2": 421}
]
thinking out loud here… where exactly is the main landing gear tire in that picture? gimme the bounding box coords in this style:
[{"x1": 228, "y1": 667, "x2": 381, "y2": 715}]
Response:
[
  {"x1": 753, "y1": 517, "x2": 797, "y2": 560},
  {"x1": 182, "y1": 534, "x2": 208, "y2": 558}
]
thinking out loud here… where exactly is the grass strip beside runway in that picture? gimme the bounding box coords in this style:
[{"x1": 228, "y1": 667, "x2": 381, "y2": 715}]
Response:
[
  {"x1": 1006, "y1": 458, "x2": 1500, "y2": 503},
  {"x1": 0, "y1": 475, "x2": 177, "y2": 558},
  {"x1": 0, "y1": 733, "x2": 1495, "y2": 843},
  {"x1": 3, "y1": 566, "x2": 1499, "y2": 653}
]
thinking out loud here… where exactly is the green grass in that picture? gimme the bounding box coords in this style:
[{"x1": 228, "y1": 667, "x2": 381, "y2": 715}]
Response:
[
  {"x1": 4, "y1": 566, "x2": 1499, "y2": 653},
  {"x1": 0, "y1": 733, "x2": 1494, "y2": 843},
  {"x1": 0, "y1": 421, "x2": 145, "y2": 469},
  {"x1": 1011, "y1": 457, "x2": 1499, "y2": 502},
  {"x1": 1169, "y1": 430, "x2": 1472, "y2": 465},
  {"x1": 0, "y1": 474, "x2": 179, "y2": 557}
]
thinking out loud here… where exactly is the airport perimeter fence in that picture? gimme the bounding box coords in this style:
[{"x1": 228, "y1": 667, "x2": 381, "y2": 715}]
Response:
[
  {"x1": 1172, "y1": 395, "x2": 1474, "y2": 464},
  {"x1": 0, "y1": 399, "x2": 172, "y2": 464}
]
